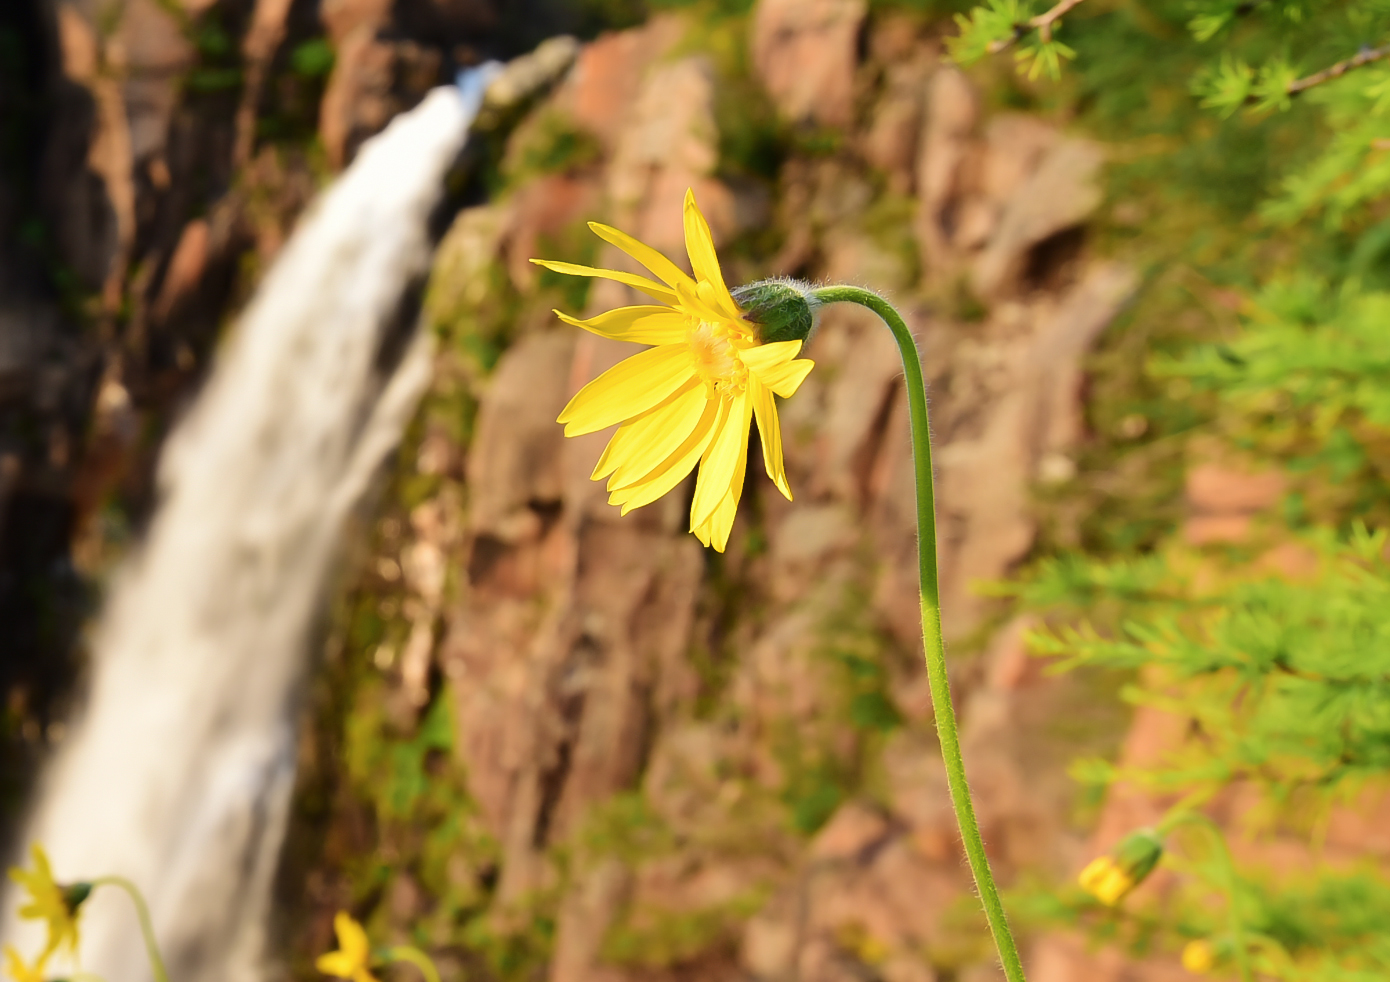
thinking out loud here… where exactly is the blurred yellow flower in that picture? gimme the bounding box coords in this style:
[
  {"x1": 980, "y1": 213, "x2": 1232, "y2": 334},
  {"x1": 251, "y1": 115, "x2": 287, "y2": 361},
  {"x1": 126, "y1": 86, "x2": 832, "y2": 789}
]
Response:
[
  {"x1": 316, "y1": 911, "x2": 379, "y2": 982},
  {"x1": 1181, "y1": 940, "x2": 1215, "y2": 974},
  {"x1": 1078, "y1": 855, "x2": 1134, "y2": 906},
  {"x1": 8, "y1": 845, "x2": 79, "y2": 959},
  {"x1": 3, "y1": 945, "x2": 47, "y2": 982},
  {"x1": 532, "y1": 188, "x2": 815, "y2": 552}
]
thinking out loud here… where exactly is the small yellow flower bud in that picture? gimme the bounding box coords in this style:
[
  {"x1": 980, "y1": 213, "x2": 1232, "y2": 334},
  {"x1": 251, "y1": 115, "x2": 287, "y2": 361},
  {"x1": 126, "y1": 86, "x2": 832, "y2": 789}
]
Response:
[
  {"x1": 1078, "y1": 828, "x2": 1164, "y2": 905},
  {"x1": 1078, "y1": 856, "x2": 1133, "y2": 905},
  {"x1": 1182, "y1": 940, "x2": 1215, "y2": 974}
]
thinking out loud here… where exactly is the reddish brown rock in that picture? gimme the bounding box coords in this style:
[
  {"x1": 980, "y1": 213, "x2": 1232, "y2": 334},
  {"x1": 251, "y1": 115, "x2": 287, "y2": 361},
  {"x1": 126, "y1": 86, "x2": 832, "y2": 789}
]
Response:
[
  {"x1": 863, "y1": 55, "x2": 932, "y2": 193},
  {"x1": 915, "y1": 68, "x2": 980, "y2": 276},
  {"x1": 556, "y1": 16, "x2": 686, "y2": 152},
  {"x1": 810, "y1": 801, "x2": 892, "y2": 861},
  {"x1": 1183, "y1": 461, "x2": 1286, "y2": 544},
  {"x1": 971, "y1": 137, "x2": 1104, "y2": 297},
  {"x1": 607, "y1": 56, "x2": 730, "y2": 257},
  {"x1": 467, "y1": 331, "x2": 574, "y2": 536},
  {"x1": 751, "y1": 0, "x2": 867, "y2": 129}
]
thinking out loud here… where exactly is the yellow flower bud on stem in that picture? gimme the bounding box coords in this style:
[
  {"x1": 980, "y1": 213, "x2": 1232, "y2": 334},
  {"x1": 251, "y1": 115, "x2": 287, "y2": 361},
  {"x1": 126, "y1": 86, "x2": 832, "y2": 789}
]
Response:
[{"x1": 1078, "y1": 827, "x2": 1164, "y2": 905}]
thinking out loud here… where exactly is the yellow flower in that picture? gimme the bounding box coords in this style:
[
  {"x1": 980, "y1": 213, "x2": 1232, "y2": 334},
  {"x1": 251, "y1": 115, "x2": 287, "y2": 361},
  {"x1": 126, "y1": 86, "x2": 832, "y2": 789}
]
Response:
[
  {"x1": 1078, "y1": 827, "x2": 1163, "y2": 906},
  {"x1": 531, "y1": 189, "x2": 815, "y2": 552},
  {"x1": 316, "y1": 911, "x2": 379, "y2": 982},
  {"x1": 8, "y1": 845, "x2": 79, "y2": 960},
  {"x1": 4, "y1": 946, "x2": 47, "y2": 982},
  {"x1": 1078, "y1": 855, "x2": 1134, "y2": 906},
  {"x1": 1182, "y1": 940, "x2": 1215, "y2": 974}
]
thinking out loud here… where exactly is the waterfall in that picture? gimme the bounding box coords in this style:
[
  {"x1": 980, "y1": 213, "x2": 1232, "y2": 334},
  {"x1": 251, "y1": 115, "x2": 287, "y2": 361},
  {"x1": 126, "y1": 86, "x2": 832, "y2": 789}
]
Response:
[{"x1": 0, "y1": 69, "x2": 494, "y2": 982}]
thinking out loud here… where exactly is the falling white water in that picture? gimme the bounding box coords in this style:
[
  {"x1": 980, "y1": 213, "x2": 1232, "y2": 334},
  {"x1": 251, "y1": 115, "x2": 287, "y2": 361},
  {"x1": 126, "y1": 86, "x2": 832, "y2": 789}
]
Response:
[{"x1": 0, "y1": 71, "x2": 495, "y2": 982}]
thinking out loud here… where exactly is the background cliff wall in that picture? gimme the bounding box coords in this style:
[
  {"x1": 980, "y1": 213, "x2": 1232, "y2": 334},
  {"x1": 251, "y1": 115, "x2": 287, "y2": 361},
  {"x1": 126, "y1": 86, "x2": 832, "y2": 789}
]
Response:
[
  {"x1": 273, "y1": 7, "x2": 1148, "y2": 982},
  {"x1": 0, "y1": 0, "x2": 1324, "y2": 979}
]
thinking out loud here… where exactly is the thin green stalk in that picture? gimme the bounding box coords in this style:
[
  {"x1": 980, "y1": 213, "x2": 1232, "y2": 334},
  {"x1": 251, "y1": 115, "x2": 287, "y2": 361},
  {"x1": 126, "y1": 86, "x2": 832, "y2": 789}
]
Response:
[
  {"x1": 811, "y1": 286, "x2": 1026, "y2": 982},
  {"x1": 1159, "y1": 812, "x2": 1254, "y2": 982},
  {"x1": 385, "y1": 946, "x2": 442, "y2": 982},
  {"x1": 89, "y1": 877, "x2": 168, "y2": 982}
]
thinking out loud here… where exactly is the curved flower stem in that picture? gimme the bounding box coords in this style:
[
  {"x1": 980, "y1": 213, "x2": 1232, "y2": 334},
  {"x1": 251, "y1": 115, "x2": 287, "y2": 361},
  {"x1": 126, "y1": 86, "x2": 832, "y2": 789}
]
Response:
[
  {"x1": 385, "y1": 946, "x2": 442, "y2": 982},
  {"x1": 1159, "y1": 812, "x2": 1253, "y2": 982},
  {"x1": 89, "y1": 877, "x2": 168, "y2": 982},
  {"x1": 810, "y1": 286, "x2": 1026, "y2": 982}
]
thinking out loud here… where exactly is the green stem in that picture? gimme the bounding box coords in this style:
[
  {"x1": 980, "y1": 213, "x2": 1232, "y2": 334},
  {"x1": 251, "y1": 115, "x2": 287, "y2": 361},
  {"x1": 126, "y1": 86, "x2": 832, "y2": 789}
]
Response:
[
  {"x1": 385, "y1": 946, "x2": 442, "y2": 982},
  {"x1": 811, "y1": 286, "x2": 1027, "y2": 982},
  {"x1": 1159, "y1": 812, "x2": 1253, "y2": 982},
  {"x1": 89, "y1": 877, "x2": 168, "y2": 982}
]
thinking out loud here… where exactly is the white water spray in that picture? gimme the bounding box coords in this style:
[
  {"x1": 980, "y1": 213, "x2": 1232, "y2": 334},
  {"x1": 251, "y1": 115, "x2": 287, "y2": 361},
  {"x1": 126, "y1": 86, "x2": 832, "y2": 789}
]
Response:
[{"x1": 0, "y1": 72, "x2": 493, "y2": 982}]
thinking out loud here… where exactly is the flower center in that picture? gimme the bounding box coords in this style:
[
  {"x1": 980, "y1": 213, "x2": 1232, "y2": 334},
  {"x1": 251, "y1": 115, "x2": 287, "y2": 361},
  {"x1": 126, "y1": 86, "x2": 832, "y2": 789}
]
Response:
[{"x1": 688, "y1": 319, "x2": 748, "y2": 396}]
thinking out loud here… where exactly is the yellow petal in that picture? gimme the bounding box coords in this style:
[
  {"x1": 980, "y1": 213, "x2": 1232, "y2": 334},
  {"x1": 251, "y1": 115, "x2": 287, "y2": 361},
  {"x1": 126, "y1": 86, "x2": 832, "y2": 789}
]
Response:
[
  {"x1": 690, "y1": 393, "x2": 751, "y2": 528},
  {"x1": 697, "y1": 278, "x2": 745, "y2": 325},
  {"x1": 692, "y1": 445, "x2": 745, "y2": 552},
  {"x1": 739, "y1": 339, "x2": 800, "y2": 372},
  {"x1": 682, "y1": 189, "x2": 730, "y2": 301},
  {"x1": 609, "y1": 399, "x2": 721, "y2": 514},
  {"x1": 334, "y1": 912, "x2": 370, "y2": 963},
  {"x1": 588, "y1": 222, "x2": 695, "y2": 291},
  {"x1": 317, "y1": 953, "x2": 355, "y2": 978},
  {"x1": 530, "y1": 259, "x2": 678, "y2": 304},
  {"x1": 673, "y1": 278, "x2": 733, "y2": 328},
  {"x1": 750, "y1": 375, "x2": 791, "y2": 500},
  {"x1": 555, "y1": 306, "x2": 689, "y2": 345},
  {"x1": 593, "y1": 380, "x2": 707, "y2": 485},
  {"x1": 558, "y1": 345, "x2": 697, "y2": 436},
  {"x1": 750, "y1": 356, "x2": 814, "y2": 399}
]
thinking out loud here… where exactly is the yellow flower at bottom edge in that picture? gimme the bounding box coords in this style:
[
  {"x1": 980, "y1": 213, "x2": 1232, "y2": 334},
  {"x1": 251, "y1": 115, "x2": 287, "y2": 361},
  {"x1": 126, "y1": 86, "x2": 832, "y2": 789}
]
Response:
[
  {"x1": 531, "y1": 188, "x2": 816, "y2": 553},
  {"x1": 316, "y1": 911, "x2": 379, "y2": 982},
  {"x1": 8, "y1": 845, "x2": 79, "y2": 960},
  {"x1": 4, "y1": 945, "x2": 48, "y2": 982},
  {"x1": 1182, "y1": 940, "x2": 1215, "y2": 975}
]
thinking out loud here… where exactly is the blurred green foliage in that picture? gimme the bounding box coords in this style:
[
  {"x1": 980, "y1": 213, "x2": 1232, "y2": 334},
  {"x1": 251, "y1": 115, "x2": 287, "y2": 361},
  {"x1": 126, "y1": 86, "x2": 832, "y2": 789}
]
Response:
[{"x1": 948, "y1": 0, "x2": 1390, "y2": 970}]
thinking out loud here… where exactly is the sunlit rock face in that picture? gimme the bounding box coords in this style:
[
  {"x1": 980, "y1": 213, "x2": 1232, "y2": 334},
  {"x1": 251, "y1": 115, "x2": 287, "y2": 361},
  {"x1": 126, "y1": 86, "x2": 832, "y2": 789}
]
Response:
[{"x1": 304, "y1": 13, "x2": 1140, "y2": 982}]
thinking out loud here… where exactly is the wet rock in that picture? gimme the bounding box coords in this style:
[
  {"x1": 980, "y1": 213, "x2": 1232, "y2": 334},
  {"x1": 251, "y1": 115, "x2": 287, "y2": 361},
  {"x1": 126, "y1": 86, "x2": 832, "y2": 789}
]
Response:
[
  {"x1": 320, "y1": 33, "x2": 443, "y2": 168},
  {"x1": 751, "y1": 0, "x2": 867, "y2": 129}
]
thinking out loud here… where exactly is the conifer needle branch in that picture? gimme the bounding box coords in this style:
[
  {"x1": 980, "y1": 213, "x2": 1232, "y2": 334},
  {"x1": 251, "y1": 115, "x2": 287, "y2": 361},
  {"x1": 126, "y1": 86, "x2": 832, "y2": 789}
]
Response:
[
  {"x1": 1159, "y1": 813, "x2": 1254, "y2": 982},
  {"x1": 1286, "y1": 43, "x2": 1390, "y2": 95},
  {"x1": 986, "y1": 0, "x2": 1090, "y2": 52}
]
